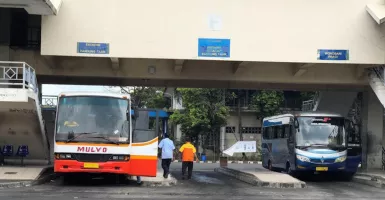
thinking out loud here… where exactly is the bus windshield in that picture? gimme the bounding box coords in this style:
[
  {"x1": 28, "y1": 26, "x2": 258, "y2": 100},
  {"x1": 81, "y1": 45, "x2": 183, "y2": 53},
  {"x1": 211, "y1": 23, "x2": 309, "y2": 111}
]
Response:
[
  {"x1": 55, "y1": 96, "x2": 130, "y2": 144},
  {"x1": 296, "y1": 116, "x2": 346, "y2": 148}
]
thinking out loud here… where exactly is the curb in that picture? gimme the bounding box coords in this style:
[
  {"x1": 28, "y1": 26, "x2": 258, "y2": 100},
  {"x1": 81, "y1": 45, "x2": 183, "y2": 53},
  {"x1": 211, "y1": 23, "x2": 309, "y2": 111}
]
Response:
[
  {"x1": 353, "y1": 174, "x2": 385, "y2": 189},
  {"x1": 214, "y1": 167, "x2": 306, "y2": 189},
  {"x1": 0, "y1": 166, "x2": 55, "y2": 189},
  {"x1": 173, "y1": 160, "x2": 262, "y2": 164}
]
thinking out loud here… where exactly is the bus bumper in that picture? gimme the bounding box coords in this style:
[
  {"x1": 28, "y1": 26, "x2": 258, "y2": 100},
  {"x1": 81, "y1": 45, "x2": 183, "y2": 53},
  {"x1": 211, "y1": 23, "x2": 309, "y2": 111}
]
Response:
[
  {"x1": 54, "y1": 158, "x2": 157, "y2": 177},
  {"x1": 54, "y1": 159, "x2": 130, "y2": 174},
  {"x1": 295, "y1": 160, "x2": 346, "y2": 172}
]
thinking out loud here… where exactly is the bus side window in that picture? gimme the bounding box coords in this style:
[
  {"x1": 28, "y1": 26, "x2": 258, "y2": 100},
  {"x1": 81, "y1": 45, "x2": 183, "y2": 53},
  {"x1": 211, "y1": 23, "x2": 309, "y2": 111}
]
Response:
[
  {"x1": 268, "y1": 127, "x2": 274, "y2": 139},
  {"x1": 272, "y1": 126, "x2": 277, "y2": 139},
  {"x1": 277, "y1": 126, "x2": 284, "y2": 138},
  {"x1": 288, "y1": 124, "x2": 295, "y2": 142},
  {"x1": 284, "y1": 125, "x2": 290, "y2": 138},
  {"x1": 262, "y1": 128, "x2": 266, "y2": 139}
]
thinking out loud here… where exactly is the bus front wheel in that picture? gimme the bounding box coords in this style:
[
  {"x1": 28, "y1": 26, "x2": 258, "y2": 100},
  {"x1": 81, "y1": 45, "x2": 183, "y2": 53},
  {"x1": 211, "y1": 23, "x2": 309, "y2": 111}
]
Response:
[{"x1": 286, "y1": 162, "x2": 295, "y2": 177}]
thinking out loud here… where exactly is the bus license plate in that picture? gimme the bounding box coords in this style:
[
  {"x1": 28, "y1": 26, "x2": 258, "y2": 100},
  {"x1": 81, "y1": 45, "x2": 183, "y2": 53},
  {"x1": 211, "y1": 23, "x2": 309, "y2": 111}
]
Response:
[
  {"x1": 83, "y1": 163, "x2": 99, "y2": 169},
  {"x1": 316, "y1": 167, "x2": 328, "y2": 171}
]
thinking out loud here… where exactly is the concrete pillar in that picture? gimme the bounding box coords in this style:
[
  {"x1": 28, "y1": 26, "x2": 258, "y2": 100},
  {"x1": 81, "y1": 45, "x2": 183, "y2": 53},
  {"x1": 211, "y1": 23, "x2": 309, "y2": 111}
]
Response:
[
  {"x1": 220, "y1": 126, "x2": 225, "y2": 151},
  {"x1": 361, "y1": 90, "x2": 385, "y2": 169},
  {"x1": 0, "y1": 8, "x2": 11, "y2": 61}
]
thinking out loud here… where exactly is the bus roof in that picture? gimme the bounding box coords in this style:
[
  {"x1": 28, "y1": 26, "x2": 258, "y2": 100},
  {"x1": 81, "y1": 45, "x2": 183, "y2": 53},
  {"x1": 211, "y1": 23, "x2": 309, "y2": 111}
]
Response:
[
  {"x1": 58, "y1": 91, "x2": 130, "y2": 99},
  {"x1": 263, "y1": 111, "x2": 344, "y2": 121}
]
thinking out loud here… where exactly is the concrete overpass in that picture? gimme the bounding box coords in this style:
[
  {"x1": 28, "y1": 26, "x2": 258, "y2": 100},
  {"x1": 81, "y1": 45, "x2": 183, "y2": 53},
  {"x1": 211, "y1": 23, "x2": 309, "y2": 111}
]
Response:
[{"x1": 0, "y1": 0, "x2": 385, "y2": 170}]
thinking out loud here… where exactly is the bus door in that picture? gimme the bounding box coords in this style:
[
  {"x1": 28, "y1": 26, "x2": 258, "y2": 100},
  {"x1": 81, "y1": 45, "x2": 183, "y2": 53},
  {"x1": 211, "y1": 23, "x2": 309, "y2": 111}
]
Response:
[
  {"x1": 345, "y1": 119, "x2": 362, "y2": 173},
  {"x1": 131, "y1": 109, "x2": 159, "y2": 177}
]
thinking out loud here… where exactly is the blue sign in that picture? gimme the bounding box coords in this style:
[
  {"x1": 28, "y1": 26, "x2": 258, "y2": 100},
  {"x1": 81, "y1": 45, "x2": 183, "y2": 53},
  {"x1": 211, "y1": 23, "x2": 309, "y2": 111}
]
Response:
[
  {"x1": 77, "y1": 42, "x2": 109, "y2": 54},
  {"x1": 317, "y1": 49, "x2": 349, "y2": 60},
  {"x1": 198, "y1": 38, "x2": 230, "y2": 58}
]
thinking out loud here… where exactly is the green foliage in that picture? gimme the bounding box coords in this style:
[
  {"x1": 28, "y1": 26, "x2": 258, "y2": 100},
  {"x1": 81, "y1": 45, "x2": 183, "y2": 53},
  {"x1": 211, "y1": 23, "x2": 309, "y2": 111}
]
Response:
[
  {"x1": 250, "y1": 90, "x2": 284, "y2": 119},
  {"x1": 120, "y1": 87, "x2": 171, "y2": 109},
  {"x1": 300, "y1": 91, "x2": 316, "y2": 101},
  {"x1": 169, "y1": 88, "x2": 229, "y2": 150}
]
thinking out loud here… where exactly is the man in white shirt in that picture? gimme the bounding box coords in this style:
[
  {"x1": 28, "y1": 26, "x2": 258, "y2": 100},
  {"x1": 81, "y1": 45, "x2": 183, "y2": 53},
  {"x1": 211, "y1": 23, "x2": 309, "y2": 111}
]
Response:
[{"x1": 158, "y1": 134, "x2": 175, "y2": 178}]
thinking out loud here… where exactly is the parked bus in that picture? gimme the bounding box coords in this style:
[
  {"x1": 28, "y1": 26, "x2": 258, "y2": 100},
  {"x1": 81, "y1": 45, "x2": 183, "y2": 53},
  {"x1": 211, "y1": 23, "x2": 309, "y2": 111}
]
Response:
[
  {"x1": 53, "y1": 92, "x2": 159, "y2": 178},
  {"x1": 261, "y1": 111, "x2": 359, "y2": 179}
]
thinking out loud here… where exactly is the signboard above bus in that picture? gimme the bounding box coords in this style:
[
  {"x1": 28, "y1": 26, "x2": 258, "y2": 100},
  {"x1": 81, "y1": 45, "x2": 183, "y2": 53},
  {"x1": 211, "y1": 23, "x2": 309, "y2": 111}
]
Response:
[
  {"x1": 77, "y1": 42, "x2": 109, "y2": 54},
  {"x1": 317, "y1": 49, "x2": 349, "y2": 60},
  {"x1": 198, "y1": 38, "x2": 230, "y2": 58}
]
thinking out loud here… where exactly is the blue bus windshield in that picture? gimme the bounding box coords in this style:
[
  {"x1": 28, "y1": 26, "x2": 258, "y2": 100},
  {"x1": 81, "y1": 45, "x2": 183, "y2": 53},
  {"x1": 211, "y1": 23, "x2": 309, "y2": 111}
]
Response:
[{"x1": 296, "y1": 117, "x2": 345, "y2": 147}]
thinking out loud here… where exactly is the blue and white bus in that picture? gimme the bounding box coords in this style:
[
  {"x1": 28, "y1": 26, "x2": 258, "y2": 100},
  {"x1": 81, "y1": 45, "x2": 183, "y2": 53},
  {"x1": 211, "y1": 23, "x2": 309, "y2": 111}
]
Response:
[{"x1": 261, "y1": 111, "x2": 359, "y2": 178}]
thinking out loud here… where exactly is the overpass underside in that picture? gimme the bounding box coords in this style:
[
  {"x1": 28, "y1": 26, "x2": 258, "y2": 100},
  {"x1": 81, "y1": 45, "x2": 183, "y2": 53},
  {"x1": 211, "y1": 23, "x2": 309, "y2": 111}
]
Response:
[{"x1": 14, "y1": 50, "x2": 369, "y2": 90}]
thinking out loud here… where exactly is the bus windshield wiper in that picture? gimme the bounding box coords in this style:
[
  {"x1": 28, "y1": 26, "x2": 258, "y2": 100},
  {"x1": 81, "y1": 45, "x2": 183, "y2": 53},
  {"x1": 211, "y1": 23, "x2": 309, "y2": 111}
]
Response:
[
  {"x1": 89, "y1": 136, "x2": 120, "y2": 145},
  {"x1": 299, "y1": 143, "x2": 327, "y2": 149},
  {"x1": 66, "y1": 131, "x2": 97, "y2": 143}
]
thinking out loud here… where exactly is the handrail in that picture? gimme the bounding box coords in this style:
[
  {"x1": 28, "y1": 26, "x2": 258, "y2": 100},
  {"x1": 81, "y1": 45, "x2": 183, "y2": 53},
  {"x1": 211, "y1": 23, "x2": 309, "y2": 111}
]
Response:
[
  {"x1": 368, "y1": 65, "x2": 385, "y2": 84},
  {"x1": 301, "y1": 92, "x2": 320, "y2": 111},
  {"x1": 42, "y1": 95, "x2": 58, "y2": 107},
  {"x1": 0, "y1": 61, "x2": 39, "y2": 103},
  {"x1": 382, "y1": 147, "x2": 385, "y2": 170}
]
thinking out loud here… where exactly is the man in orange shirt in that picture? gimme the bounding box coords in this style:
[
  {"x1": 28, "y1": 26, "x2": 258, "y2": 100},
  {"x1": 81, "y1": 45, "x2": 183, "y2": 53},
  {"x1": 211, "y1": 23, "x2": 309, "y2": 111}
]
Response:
[{"x1": 179, "y1": 137, "x2": 199, "y2": 180}]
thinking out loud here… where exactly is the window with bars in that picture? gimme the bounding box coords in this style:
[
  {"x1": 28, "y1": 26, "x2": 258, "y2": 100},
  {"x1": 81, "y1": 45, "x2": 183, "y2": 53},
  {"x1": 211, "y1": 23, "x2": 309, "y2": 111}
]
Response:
[
  {"x1": 241, "y1": 127, "x2": 261, "y2": 134},
  {"x1": 225, "y1": 126, "x2": 235, "y2": 133}
]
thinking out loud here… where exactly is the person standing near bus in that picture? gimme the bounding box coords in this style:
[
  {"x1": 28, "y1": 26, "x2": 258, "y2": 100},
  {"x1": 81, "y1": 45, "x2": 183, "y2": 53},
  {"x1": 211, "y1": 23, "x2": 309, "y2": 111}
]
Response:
[
  {"x1": 158, "y1": 134, "x2": 175, "y2": 178},
  {"x1": 179, "y1": 137, "x2": 199, "y2": 180}
]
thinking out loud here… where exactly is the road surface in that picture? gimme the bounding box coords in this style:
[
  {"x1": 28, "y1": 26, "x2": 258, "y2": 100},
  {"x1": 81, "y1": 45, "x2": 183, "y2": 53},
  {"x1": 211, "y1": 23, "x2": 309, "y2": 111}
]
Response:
[{"x1": 0, "y1": 163, "x2": 384, "y2": 200}]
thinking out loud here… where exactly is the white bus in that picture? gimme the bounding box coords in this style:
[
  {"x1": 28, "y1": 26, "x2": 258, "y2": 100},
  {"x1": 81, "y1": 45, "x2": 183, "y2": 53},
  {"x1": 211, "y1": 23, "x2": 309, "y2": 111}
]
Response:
[{"x1": 53, "y1": 92, "x2": 158, "y2": 178}]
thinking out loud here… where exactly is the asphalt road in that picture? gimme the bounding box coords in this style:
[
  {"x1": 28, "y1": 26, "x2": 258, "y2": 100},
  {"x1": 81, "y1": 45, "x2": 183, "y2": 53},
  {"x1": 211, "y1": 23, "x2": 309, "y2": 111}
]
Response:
[{"x1": 0, "y1": 163, "x2": 385, "y2": 200}]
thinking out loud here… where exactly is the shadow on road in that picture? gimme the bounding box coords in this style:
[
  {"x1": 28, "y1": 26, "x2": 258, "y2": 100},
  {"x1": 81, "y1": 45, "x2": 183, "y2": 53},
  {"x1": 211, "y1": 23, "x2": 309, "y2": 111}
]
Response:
[
  {"x1": 54, "y1": 173, "x2": 140, "y2": 187},
  {"x1": 294, "y1": 172, "x2": 352, "y2": 183}
]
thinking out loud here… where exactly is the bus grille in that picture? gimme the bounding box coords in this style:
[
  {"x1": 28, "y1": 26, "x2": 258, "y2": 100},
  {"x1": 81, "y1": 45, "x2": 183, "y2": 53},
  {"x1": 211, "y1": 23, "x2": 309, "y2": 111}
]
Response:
[
  {"x1": 73, "y1": 154, "x2": 112, "y2": 162},
  {"x1": 310, "y1": 158, "x2": 335, "y2": 164}
]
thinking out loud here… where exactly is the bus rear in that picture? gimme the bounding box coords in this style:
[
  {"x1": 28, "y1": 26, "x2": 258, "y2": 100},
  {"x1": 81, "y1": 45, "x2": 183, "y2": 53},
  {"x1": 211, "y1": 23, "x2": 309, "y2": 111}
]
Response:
[{"x1": 53, "y1": 92, "x2": 158, "y2": 177}]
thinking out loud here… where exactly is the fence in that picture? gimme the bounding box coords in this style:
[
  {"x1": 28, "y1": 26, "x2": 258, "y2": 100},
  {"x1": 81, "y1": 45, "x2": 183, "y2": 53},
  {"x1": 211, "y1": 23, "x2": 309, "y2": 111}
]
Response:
[{"x1": 41, "y1": 95, "x2": 58, "y2": 107}]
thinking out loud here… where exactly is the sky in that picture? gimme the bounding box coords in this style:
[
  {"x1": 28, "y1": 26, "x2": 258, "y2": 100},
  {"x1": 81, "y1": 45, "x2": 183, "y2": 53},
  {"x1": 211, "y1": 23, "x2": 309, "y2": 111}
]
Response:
[{"x1": 42, "y1": 84, "x2": 121, "y2": 96}]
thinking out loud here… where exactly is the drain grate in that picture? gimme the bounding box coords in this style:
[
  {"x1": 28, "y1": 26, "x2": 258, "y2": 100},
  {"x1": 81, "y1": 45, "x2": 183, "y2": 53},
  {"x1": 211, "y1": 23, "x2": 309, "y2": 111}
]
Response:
[{"x1": 4, "y1": 172, "x2": 18, "y2": 175}]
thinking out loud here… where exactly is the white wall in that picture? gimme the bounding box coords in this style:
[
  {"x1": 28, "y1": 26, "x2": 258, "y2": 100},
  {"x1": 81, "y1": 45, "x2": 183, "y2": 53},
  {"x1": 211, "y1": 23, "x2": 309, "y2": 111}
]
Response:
[
  {"x1": 42, "y1": 0, "x2": 385, "y2": 64},
  {"x1": 224, "y1": 112, "x2": 262, "y2": 159}
]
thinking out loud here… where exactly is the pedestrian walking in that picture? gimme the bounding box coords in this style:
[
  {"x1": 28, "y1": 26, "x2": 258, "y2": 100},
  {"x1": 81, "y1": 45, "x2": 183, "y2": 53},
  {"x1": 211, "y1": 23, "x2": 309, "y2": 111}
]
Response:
[
  {"x1": 158, "y1": 133, "x2": 175, "y2": 178},
  {"x1": 179, "y1": 137, "x2": 199, "y2": 180}
]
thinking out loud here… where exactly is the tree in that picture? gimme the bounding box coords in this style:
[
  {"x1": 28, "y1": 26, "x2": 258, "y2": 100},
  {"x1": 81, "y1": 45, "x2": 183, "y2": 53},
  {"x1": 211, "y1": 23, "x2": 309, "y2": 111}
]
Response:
[
  {"x1": 170, "y1": 88, "x2": 229, "y2": 155},
  {"x1": 300, "y1": 91, "x2": 316, "y2": 102},
  {"x1": 119, "y1": 86, "x2": 171, "y2": 109},
  {"x1": 250, "y1": 90, "x2": 284, "y2": 120}
]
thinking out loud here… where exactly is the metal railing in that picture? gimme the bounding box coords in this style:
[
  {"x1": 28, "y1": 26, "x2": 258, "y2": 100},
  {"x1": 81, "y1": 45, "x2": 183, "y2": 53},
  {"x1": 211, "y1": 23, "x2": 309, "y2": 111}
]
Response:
[
  {"x1": 382, "y1": 146, "x2": 385, "y2": 171},
  {"x1": 301, "y1": 92, "x2": 320, "y2": 111},
  {"x1": 41, "y1": 95, "x2": 58, "y2": 107},
  {"x1": 368, "y1": 65, "x2": 385, "y2": 83},
  {"x1": 0, "y1": 61, "x2": 39, "y2": 95}
]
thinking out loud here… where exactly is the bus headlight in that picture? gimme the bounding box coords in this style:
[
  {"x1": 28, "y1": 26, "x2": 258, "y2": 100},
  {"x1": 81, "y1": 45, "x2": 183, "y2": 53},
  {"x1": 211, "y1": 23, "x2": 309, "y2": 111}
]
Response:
[
  {"x1": 296, "y1": 155, "x2": 310, "y2": 162},
  {"x1": 55, "y1": 153, "x2": 72, "y2": 159},
  {"x1": 335, "y1": 155, "x2": 347, "y2": 163},
  {"x1": 110, "y1": 155, "x2": 130, "y2": 161}
]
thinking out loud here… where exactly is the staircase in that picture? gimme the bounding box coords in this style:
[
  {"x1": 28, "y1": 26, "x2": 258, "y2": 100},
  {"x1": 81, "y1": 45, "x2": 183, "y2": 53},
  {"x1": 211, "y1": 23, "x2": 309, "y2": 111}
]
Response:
[
  {"x1": 302, "y1": 91, "x2": 357, "y2": 118},
  {"x1": 367, "y1": 66, "x2": 385, "y2": 107},
  {"x1": 0, "y1": 61, "x2": 50, "y2": 164}
]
